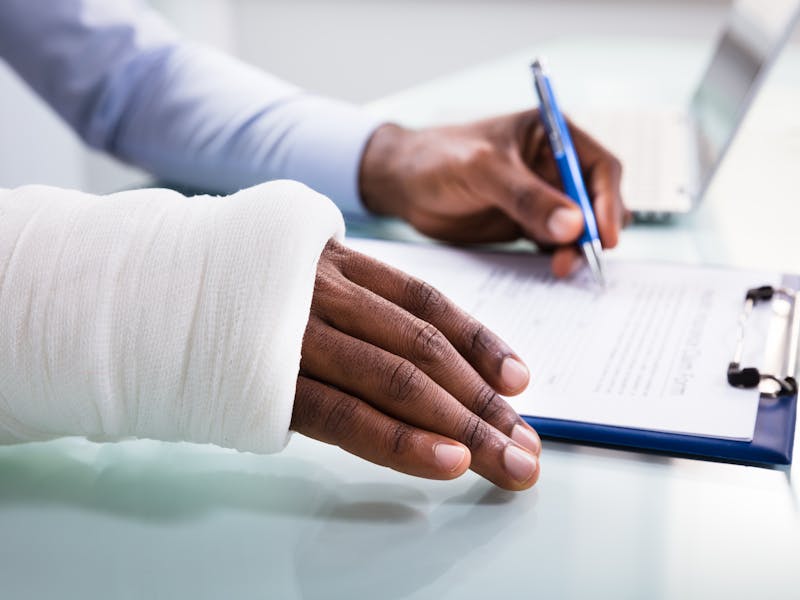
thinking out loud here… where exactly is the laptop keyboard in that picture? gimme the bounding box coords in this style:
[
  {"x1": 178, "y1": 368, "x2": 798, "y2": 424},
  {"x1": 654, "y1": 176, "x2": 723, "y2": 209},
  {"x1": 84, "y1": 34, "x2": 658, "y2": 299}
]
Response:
[{"x1": 573, "y1": 109, "x2": 693, "y2": 213}]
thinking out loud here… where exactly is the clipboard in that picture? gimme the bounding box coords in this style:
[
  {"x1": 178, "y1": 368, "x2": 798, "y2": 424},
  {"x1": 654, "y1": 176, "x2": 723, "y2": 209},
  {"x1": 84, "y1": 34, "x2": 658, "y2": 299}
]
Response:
[{"x1": 522, "y1": 276, "x2": 800, "y2": 465}]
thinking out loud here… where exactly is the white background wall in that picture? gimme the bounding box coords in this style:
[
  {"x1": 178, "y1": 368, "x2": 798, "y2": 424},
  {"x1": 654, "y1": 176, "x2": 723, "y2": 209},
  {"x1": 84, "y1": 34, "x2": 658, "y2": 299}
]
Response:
[{"x1": 0, "y1": 0, "x2": 743, "y2": 192}]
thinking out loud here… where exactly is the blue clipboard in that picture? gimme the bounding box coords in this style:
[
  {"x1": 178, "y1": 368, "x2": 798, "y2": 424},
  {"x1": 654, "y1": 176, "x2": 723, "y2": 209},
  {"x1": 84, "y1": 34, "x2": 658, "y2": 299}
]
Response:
[
  {"x1": 523, "y1": 392, "x2": 797, "y2": 465},
  {"x1": 522, "y1": 278, "x2": 800, "y2": 466}
]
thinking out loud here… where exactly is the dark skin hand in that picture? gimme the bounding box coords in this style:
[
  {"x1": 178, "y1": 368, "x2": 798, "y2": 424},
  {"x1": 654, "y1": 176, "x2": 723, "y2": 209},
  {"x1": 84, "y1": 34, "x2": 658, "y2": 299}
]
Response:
[
  {"x1": 359, "y1": 110, "x2": 629, "y2": 276},
  {"x1": 291, "y1": 110, "x2": 627, "y2": 490},
  {"x1": 291, "y1": 239, "x2": 541, "y2": 491}
]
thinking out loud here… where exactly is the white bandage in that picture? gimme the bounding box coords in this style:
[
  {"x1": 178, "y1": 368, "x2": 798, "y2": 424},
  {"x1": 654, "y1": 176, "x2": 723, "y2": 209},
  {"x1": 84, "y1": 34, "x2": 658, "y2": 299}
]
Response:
[{"x1": 0, "y1": 180, "x2": 344, "y2": 453}]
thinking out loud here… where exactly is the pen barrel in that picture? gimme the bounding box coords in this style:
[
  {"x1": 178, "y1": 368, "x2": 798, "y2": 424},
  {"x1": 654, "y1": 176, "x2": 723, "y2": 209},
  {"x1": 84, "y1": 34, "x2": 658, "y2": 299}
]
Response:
[
  {"x1": 533, "y1": 64, "x2": 602, "y2": 246},
  {"x1": 553, "y1": 152, "x2": 601, "y2": 245}
]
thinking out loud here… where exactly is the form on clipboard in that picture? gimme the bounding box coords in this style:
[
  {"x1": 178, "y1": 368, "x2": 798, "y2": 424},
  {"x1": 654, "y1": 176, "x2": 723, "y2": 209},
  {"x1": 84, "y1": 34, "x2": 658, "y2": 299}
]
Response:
[{"x1": 347, "y1": 237, "x2": 798, "y2": 465}]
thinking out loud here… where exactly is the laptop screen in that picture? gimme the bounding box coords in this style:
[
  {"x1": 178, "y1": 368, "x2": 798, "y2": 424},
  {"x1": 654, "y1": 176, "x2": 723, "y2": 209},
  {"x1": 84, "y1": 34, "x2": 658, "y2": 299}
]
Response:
[{"x1": 691, "y1": 0, "x2": 800, "y2": 192}]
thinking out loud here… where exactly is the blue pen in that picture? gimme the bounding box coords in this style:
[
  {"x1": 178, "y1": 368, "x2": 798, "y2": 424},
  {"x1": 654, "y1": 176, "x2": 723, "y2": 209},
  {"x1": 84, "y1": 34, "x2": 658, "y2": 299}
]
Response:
[{"x1": 531, "y1": 59, "x2": 606, "y2": 286}]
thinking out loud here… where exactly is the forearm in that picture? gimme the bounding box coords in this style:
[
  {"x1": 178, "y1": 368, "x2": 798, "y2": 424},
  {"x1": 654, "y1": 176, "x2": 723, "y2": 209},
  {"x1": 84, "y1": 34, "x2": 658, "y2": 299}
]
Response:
[
  {"x1": 107, "y1": 42, "x2": 382, "y2": 213},
  {"x1": 0, "y1": 182, "x2": 344, "y2": 451},
  {"x1": 0, "y1": 0, "x2": 383, "y2": 213}
]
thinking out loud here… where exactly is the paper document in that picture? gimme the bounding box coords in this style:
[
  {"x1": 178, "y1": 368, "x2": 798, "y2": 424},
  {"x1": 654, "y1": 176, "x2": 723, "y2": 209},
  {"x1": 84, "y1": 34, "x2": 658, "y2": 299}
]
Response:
[{"x1": 347, "y1": 238, "x2": 781, "y2": 441}]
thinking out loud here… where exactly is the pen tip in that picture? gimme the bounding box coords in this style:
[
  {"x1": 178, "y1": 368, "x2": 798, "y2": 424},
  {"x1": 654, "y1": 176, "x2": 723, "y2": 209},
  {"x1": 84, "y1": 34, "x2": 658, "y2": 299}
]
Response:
[{"x1": 581, "y1": 240, "x2": 607, "y2": 289}]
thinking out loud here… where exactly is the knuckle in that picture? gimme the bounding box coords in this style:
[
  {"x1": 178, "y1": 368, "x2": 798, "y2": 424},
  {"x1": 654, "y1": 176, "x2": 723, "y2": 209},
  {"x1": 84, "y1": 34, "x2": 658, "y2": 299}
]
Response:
[
  {"x1": 387, "y1": 422, "x2": 415, "y2": 456},
  {"x1": 410, "y1": 322, "x2": 448, "y2": 363},
  {"x1": 322, "y1": 393, "x2": 361, "y2": 442},
  {"x1": 463, "y1": 140, "x2": 495, "y2": 169},
  {"x1": 404, "y1": 277, "x2": 446, "y2": 319},
  {"x1": 466, "y1": 321, "x2": 506, "y2": 364},
  {"x1": 472, "y1": 386, "x2": 504, "y2": 423},
  {"x1": 460, "y1": 415, "x2": 490, "y2": 452},
  {"x1": 468, "y1": 322, "x2": 490, "y2": 354},
  {"x1": 512, "y1": 185, "x2": 538, "y2": 216},
  {"x1": 386, "y1": 360, "x2": 426, "y2": 405}
]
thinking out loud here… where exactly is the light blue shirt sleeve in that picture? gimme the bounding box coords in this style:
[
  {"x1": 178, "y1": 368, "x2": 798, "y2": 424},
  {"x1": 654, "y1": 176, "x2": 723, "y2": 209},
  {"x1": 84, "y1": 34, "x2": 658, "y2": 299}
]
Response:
[{"x1": 0, "y1": 0, "x2": 384, "y2": 215}]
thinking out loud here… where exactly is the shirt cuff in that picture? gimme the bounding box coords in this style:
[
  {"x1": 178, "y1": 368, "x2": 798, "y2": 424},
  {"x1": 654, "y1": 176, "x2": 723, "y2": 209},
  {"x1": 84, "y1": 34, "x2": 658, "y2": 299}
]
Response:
[{"x1": 281, "y1": 96, "x2": 385, "y2": 218}]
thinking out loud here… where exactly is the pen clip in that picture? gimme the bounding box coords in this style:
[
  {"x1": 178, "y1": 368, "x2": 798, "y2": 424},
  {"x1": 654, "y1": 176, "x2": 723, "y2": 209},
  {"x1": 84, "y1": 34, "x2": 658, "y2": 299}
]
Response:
[{"x1": 531, "y1": 61, "x2": 565, "y2": 156}]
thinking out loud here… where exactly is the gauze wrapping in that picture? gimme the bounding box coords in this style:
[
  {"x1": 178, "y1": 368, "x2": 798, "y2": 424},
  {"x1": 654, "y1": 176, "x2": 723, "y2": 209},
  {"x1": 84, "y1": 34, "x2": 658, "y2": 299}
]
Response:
[{"x1": 0, "y1": 181, "x2": 344, "y2": 453}]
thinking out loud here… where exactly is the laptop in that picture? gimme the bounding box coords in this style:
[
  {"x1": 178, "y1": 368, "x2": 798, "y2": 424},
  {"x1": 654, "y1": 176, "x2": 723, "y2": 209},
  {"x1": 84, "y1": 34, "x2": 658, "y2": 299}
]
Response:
[{"x1": 585, "y1": 0, "x2": 800, "y2": 220}]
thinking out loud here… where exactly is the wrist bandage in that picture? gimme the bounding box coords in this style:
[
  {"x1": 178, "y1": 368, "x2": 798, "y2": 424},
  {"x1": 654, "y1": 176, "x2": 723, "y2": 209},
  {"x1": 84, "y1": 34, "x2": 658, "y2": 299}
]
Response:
[{"x1": 0, "y1": 180, "x2": 344, "y2": 453}]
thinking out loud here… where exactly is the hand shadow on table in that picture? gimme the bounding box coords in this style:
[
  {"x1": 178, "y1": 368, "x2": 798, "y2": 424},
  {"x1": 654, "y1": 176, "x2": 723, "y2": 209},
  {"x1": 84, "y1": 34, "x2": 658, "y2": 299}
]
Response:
[
  {"x1": 0, "y1": 439, "x2": 538, "y2": 599},
  {"x1": 0, "y1": 439, "x2": 425, "y2": 524},
  {"x1": 293, "y1": 478, "x2": 537, "y2": 600}
]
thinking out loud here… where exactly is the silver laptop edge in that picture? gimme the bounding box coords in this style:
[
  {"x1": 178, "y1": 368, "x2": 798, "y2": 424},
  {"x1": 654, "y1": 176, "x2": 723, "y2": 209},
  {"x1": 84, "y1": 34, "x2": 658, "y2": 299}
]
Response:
[{"x1": 686, "y1": 0, "x2": 800, "y2": 207}]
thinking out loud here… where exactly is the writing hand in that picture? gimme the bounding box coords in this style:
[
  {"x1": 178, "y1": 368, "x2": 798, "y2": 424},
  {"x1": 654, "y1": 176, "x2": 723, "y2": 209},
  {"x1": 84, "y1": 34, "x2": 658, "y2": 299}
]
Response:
[{"x1": 359, "y1": 111, "x2": 630, "y2": 277}]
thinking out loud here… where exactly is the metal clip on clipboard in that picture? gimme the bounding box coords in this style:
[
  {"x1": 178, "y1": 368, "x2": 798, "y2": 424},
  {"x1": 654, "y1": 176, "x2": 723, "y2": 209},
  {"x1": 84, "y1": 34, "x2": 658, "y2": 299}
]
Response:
[{"x1": 728, "y1": 285, "x2": 799, "y2": 398}]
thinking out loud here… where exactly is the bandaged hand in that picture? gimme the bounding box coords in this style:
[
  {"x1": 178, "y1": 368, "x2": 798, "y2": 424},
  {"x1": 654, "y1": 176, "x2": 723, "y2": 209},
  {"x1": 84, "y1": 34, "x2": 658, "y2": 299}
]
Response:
[
  {"x1": 0, "y1": 181, "x2": 344, "y2": 454},
  {"x1": 0, "y1": 181, "x2": 539, "y2": 491},
  {"x1": 291, "y1": 239, "x2": 541, "y2": 491}
]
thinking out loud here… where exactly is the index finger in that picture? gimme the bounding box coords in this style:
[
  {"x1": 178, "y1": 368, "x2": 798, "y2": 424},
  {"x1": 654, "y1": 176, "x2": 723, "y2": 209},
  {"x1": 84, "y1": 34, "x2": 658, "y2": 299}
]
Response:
[{"x1": 337, "y1": 246, "x2": 530, "y2": 398}]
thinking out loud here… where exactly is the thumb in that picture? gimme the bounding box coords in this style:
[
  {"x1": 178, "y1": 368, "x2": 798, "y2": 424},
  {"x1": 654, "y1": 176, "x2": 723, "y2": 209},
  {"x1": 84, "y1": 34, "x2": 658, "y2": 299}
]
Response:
[
  {"x1": 545, "y1": 204, "x2": 584, "y2": 245},
  {"x1": 496, "y1": 166, "x2": 584, "y2": 245}
]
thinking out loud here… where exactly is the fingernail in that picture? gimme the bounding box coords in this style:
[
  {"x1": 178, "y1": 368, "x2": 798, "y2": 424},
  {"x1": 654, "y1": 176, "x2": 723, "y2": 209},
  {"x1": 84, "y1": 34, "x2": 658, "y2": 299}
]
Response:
[
  {"x1": 547, "y1": 207, "x2": 583, "y2": 240},
  {"x1": 511, "y1": 423, "x2": 541, "y2": 455},
  {"x1": 501, "y1": 357, "x2": 529, "y2": 392},
  {"x1": 503, "y1": 444, "x2": 538, "y2": 484},
  {"x1": 434, "y1": 443, "x2": 467, "y2": 472}
]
